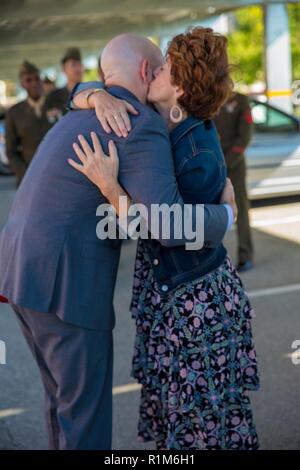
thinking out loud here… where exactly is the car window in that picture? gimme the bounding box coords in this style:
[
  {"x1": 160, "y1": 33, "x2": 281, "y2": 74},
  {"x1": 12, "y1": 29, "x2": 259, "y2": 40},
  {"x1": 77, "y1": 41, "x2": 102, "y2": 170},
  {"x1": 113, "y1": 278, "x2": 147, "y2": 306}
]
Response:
[{"x1": 251, "y1": 102, "x2": 298, "y2": 133}]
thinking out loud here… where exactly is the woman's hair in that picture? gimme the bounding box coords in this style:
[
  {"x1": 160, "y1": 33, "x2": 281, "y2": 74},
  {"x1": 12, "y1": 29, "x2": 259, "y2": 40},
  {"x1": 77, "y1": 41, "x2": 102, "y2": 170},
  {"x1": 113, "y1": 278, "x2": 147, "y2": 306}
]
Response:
[{"x1": 167, "y1": 27, "x2": 233, "y2": 120}]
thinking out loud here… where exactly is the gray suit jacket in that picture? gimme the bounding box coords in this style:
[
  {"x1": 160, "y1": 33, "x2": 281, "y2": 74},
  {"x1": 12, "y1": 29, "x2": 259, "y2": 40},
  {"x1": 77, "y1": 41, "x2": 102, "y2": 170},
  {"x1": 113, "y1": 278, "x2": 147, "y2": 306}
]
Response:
[{"x1": 0, "y1": 86, "x2": 229, "y2": 330}]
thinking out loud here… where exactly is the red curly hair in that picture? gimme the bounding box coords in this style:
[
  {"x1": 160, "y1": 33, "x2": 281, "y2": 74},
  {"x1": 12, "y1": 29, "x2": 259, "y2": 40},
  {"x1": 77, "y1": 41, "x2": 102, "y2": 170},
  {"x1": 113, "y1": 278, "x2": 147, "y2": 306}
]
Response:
[{"x1": 167, "y1": 27, "x2": 233, "y2": 120}]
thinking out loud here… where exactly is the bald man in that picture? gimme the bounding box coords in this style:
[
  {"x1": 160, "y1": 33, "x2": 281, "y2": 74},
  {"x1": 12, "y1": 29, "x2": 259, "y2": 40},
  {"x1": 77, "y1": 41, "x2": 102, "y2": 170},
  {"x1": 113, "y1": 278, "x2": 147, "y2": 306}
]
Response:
[{"x1": 0, "y1": 34, "x2": 235, "y2": 450}]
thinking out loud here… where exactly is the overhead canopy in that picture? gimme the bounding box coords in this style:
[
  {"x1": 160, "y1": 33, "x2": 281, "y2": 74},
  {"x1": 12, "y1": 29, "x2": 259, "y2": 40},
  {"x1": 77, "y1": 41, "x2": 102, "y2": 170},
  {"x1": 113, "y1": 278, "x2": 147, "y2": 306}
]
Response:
[{"x1": 0, "y1": 0, "x2": 296, "y2": 80}]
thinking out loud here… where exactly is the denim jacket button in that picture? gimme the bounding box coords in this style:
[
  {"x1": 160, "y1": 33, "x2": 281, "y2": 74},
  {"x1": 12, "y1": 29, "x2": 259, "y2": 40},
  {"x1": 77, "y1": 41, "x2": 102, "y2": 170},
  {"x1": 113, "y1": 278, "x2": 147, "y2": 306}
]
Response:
[
  {"x1": 153, "y1": 258, "x2": 159, "y2": 266},
  {"x1": 161, "y1": 284, "x2": 169, "y2": 292}
]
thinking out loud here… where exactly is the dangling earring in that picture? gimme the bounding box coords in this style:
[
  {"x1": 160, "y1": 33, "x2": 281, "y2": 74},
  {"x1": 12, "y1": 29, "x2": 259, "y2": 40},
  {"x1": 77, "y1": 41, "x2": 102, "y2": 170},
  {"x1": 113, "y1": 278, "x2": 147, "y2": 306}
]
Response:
[{"x1": 170, "y1": 105, "x2": 183, "y2": 123}]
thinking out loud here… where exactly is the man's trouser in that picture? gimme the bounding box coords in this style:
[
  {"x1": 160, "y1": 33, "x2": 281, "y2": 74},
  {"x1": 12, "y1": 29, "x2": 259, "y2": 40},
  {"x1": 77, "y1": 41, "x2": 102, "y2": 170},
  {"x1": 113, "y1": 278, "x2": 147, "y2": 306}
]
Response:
[
  {"x1": 227, "y1": 157, "x2": 253, "y2": 263},
  {"x1": 10, "y1": 302, "x2": 113, "y2": 450}
]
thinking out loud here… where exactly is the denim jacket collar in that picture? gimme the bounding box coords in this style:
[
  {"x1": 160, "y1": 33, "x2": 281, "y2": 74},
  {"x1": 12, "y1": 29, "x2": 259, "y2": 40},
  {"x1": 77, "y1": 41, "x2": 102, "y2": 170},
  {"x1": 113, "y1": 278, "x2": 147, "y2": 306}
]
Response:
[{"x1": 170, "y1": 116, "x2": 205, "y2": 147}]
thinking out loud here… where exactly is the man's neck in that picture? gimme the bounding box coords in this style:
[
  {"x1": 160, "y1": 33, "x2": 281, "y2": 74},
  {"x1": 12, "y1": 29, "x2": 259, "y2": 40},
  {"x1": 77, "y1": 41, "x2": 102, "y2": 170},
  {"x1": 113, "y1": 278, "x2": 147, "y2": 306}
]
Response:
[
  {"x1": 27, "y1": 94, "x2": 42, "y2": 102},
  {"x1": 105, "y1": 79, "x2": 146, "y2": 104},
  {"x1": 27, "y1": 94, "x2": 46, "y2": 117}
]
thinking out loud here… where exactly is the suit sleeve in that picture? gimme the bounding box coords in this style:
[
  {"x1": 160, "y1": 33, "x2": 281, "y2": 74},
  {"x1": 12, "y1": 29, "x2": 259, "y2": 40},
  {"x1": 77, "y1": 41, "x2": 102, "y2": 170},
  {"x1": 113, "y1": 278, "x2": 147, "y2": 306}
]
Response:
[
  {"x1": 5, "y1": 110, "x2": 27, "y2": 183},
  {"x1": 118, "y1": 115, "x2": 229, "y2": 249}
]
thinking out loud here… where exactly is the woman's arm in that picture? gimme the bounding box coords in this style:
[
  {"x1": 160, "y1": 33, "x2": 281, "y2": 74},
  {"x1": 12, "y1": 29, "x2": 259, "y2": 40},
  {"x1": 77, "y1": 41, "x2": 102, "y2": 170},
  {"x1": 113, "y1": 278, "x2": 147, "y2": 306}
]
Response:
[
  {"x1": 69, "y1": 82, "x2": 139, "y2": 138},
  {"x1": 68, "y1": 132, "x2": 131, "y2": 216}
]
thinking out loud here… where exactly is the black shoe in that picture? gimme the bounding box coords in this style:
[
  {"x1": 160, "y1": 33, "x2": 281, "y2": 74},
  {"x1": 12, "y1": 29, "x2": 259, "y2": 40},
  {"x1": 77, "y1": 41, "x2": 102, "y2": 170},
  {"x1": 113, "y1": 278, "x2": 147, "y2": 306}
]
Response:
[{"x1": 237, "y1": 261, "x2": 254, "y2": 272}]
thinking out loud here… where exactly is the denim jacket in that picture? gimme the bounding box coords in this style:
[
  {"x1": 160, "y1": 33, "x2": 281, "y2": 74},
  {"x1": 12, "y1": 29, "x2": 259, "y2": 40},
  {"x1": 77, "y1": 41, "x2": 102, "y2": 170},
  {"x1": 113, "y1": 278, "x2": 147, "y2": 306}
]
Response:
[{"x1": 143, "y1": 116, "x2": 228, "y2": 294}]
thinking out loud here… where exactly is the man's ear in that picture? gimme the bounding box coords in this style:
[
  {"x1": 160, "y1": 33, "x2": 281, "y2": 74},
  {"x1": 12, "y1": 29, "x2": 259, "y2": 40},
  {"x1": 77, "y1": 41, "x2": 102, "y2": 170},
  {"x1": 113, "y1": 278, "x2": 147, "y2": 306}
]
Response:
[{"x1": 140, "y1": 59, "x2": 151, "y2": 84}]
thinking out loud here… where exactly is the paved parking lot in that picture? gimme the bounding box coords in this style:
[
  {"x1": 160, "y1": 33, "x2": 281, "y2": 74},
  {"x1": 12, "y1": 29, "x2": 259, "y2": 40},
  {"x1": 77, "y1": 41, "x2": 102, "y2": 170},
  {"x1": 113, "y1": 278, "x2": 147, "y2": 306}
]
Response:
[{"x1": 0, "y1": 176, "x2": 300, "y2": 450}]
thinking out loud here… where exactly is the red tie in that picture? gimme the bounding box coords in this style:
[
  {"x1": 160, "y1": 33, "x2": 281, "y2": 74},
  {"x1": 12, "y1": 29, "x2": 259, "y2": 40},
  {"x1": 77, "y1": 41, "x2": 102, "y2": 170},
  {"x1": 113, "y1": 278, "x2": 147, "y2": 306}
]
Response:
[{"x1": 0, "y1": 295, "x2": 8, "y2": 303}]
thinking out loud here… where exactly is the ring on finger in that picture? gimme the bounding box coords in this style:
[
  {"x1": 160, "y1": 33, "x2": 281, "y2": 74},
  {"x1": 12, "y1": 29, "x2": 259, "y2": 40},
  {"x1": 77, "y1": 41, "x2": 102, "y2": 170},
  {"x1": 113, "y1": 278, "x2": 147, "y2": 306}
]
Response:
[{"x1": 113, "y1": 114, "x2": 119, "y2": 121}]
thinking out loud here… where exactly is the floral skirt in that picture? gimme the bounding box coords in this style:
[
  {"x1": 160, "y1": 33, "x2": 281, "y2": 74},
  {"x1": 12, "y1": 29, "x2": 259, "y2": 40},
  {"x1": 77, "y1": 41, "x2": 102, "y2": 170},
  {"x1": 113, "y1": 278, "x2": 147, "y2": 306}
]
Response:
[{"x1": 130, "y1": 242, "x2": 260, "y2": 450}]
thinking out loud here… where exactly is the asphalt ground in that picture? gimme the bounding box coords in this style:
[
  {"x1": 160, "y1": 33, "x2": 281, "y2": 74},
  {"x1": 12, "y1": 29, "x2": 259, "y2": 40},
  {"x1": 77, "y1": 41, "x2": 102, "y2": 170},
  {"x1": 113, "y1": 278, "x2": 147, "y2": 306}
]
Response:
[{"x1": 0, "y1": 176, "x2": 300, "y2": 450}]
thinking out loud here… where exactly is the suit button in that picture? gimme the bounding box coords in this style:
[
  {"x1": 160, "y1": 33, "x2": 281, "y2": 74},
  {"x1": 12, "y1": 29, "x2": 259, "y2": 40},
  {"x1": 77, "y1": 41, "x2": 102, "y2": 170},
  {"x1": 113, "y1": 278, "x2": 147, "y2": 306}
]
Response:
[
  {"x1": 153, "y1": 258, "x2": 159, "y2": 266},
  {"x1": 161, "y1": 284, "x2": 169, "y2": 292}
]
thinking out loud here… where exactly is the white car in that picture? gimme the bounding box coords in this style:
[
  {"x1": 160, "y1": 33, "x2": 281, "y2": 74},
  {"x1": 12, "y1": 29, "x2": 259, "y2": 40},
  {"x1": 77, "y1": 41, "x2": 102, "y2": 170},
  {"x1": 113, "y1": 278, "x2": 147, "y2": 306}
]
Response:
[{"x1": 247, "y1": 99, "x2": 300, "y2": 199}]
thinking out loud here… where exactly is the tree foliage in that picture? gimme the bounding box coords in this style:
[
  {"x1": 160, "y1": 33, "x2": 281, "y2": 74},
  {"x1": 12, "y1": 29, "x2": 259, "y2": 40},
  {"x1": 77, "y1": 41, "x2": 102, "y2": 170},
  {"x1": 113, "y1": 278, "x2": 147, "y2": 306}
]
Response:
[
  {"x1": 227, "y1": 6, "x2": 264, "y2": 85},
  {"x1": 227, "y1": 4, "x2": 300, "y2": 86},
  {"x1": 288, "y1": 2, "x2": 300, "y2": 81}
]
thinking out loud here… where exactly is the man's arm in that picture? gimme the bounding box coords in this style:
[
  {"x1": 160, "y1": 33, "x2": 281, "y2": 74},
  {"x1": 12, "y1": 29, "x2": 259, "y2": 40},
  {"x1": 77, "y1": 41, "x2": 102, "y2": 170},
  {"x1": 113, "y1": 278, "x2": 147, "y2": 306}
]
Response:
[
  {"x1": 117, "y1": 114, "x2": 232, "y2": 249},
  {"x1": 68, "y1": 84, "x2": 235, "y2": 248},
  {"x1": 5, "y1": 110, "x2": 27, "y2": 183}
]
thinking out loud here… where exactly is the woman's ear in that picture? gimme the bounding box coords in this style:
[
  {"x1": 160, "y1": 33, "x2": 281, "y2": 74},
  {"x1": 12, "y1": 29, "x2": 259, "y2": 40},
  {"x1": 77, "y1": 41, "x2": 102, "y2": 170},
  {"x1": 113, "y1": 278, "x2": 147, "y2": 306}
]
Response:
[
  {"x1": 175, "y1": 87, "x2": 184, "y2": 99},
  {"x1": 140, "y1": 59, "x2": 151, "y2": 84}
]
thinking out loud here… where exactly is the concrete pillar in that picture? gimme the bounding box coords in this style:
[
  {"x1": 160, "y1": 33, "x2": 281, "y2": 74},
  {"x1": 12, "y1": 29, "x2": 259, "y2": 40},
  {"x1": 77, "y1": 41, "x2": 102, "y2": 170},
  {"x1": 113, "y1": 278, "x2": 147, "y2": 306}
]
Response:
[{"x1": 264, "y1": 3, "x2": 292, "y2": 112}]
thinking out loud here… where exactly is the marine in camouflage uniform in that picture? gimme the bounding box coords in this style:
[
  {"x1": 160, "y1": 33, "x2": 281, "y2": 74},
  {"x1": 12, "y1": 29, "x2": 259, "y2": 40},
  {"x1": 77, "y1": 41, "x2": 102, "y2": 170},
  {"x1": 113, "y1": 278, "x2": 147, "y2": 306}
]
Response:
[{"x1": 5, "y1": 61, "x2": 52, "y2": 186}]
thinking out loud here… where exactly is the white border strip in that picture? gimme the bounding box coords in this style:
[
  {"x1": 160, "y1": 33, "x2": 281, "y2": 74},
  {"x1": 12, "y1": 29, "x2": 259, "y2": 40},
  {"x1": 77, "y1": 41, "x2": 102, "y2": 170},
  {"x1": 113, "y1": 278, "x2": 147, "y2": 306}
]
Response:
[
  {"x1": 113, "y1": 383, "x2": 141, "y2": 396},
  {"x1": 0, "y1": 408, "x2": 26, "y2": 419},
  {"x1": 251, "y1": 215, "x2": 300, "y2": 228},
  {"x1": 248, "y1": 283, "x2": 300, "y2": 299}
]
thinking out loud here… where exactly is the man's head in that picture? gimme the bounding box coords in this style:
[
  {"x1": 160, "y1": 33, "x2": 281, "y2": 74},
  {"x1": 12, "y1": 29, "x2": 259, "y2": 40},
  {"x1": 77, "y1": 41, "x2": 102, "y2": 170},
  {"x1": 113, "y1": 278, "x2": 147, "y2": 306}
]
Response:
[
  {"x1": 19, "y1": 61, "x2": 42, "y2": 100},
  {"x1": 61, "y1": 48, "x2": 84, "y2": 87},
  {"x1": 100, "y1": 34, "x2": 164, "y2": 104}
]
